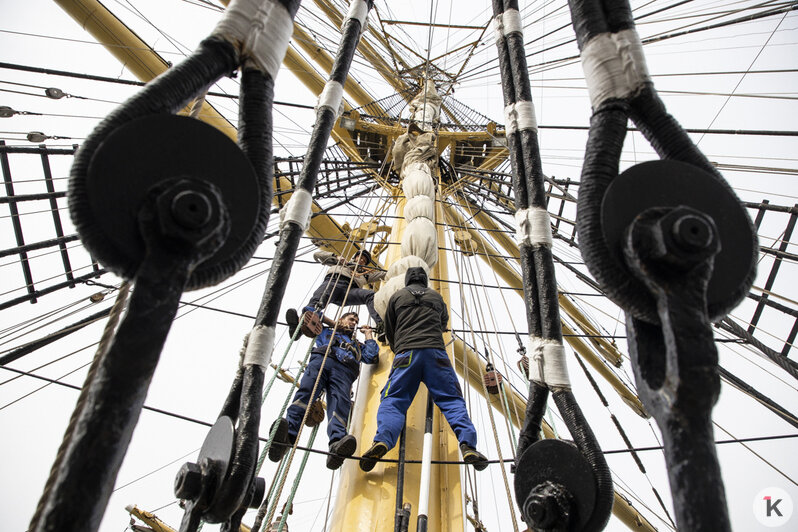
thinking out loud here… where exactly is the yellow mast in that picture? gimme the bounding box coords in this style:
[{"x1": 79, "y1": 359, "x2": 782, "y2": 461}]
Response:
[
  {"x1": 329, "y1": 205, "x2": 463, "y2": 532},
  {"x1": 330, "y1": 111, "x2": 463, "y2": 530}
]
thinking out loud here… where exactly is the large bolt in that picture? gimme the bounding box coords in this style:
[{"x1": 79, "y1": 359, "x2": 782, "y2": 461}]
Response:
[
  {"x1": 671, "y1": 213, "x2": 713, "y2": 252},
  {"x1": 522, "y1": 481, "x2": 571, "y2": 529},
  {"x1": 171, "y1": 189, "x2": 213, "y2": 229},
  {"x1": 174, "y1": 462, "x2": 203, "y2": 500},
  {"x1": 154, "y1": 178, "x2": 228, "y2": 249}
]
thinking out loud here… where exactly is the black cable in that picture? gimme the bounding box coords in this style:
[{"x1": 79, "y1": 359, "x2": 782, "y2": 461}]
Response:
[
  {"x1": 7, "y1": 365, "x2": 796, "y2": 462},
  {"x1": 572, "y1": 352, "x2": 677, "y2": 527},
  {"x1": 0, "y1": 61, "x2": 315, "y2": 110},
  {"x1": 718, "y1": 365, "x2": 798, "y2": 429},
  {"x1": 0, "y1": 307, "x2": 111, "y2": 366}
]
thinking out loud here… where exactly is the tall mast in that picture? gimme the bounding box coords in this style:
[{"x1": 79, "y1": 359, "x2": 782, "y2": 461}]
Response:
[{"x1": 330, "y1": 82, "x2": 464, "y2": 531}]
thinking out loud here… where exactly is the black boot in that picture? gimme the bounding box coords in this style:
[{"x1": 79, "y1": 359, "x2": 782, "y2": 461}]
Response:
[
  {"x1": 460, "y1": 442, "x2": 489, "y2": 471},
  {"x1": 285, "y1": 309, "x2": 299, "y2": 338},
  {"x1": 326, "y1": 434, "x2": 357, "y2": 470},
  {"x1": 359, "y1": 441, "x2": 388, "y2": 472},
  {"x1": 268, "y1": 418, "x2": 290, "y2": 462}
]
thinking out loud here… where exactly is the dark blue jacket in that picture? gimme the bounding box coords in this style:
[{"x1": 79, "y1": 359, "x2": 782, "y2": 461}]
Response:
[{"x1": 313, "y1": 327, "x2": 378, "y2": 370}]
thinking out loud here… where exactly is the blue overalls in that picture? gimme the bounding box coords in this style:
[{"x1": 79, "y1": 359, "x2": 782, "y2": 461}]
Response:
[
  {"x1": 374, "y1": 347, "x2": 478, "y2": 450},
  {"x1": 286, "y1": 328, "x2": 378, "y2": 444}
]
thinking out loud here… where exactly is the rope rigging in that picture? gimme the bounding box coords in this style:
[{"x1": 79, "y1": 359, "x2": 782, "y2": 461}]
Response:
[
  {"x1": 3, "y1": 2, "x2": 798, "y2": 532},
  {"x1": 492, "y1": 3, "x2": 616, "y2": 529}
]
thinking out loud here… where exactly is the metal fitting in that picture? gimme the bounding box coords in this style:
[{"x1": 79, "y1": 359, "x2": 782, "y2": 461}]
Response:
[
  {"x1": 522, "y1": 481, "x2": 571, "y2": 530},
  {"x1": 670, "y1": 212, "x2": 714, "y2": 252},
  {"x1": 154, "y1": 178, "x2": 228, "y2": 246},
  {"x1": 174, "y1": 462, "x2": 203, "y2": 500}
]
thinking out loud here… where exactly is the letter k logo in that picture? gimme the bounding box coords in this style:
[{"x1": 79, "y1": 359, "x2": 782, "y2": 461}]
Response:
[
  {"x1": 754, "y1": 488, "x2": 792, "y2": 526},
  {"x1": 765, "y1": 496, "x2": 784, "y2": 517}
]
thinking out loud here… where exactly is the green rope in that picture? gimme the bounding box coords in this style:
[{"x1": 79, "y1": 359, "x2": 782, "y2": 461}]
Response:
[
  {"x1": 261, "y1": 320, "x2": 305, "y2": 405},
  {"x1": 276, "y1": 424, "x2": 321, "y2": 532},
  {"x1": 256, "y1": 339, "x2": 315, "y2": 472},
  {"x1": 262, "y1": 451, "x2": 290, "y2": 527},
  {"x1": 545, "y1": 405, "x2": 559, "y2": 439}
]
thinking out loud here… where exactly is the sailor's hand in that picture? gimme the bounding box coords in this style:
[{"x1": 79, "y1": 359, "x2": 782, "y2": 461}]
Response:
[{"x1": 360, "y1": 325, "x2": 374, "y2": 339}]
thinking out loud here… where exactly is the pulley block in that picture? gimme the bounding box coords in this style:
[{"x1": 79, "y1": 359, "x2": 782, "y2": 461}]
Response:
[
  {"x1": 305, "y1": 400, "x2": 326, "y2": 427},
  {"x1": 175, "y1": 416, "x2": 235, "y2": 515},
  {"x1": 599, "y1": 160, "x2": 756, "y2": 323},
  {"x1": 517, "y1": 355, "x2": 529, "y2": 380},
  {"x1": 514, "y1": 439, "x2": 597, "y2": 531},
  {"x1": 454, "y1": 229, "x2": 479, "y2": 256},
  {"x1": 77, "y1": 114, "x2": 262, "y2": 290},
  {"x1": 483, "y1": 363, "x2": 503, "y2": 395},
  {"x1": 301, "y1": 311, "x2": 323, "y2": 338}
]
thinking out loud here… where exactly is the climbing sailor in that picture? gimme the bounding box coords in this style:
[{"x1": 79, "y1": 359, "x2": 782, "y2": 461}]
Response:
[
  {"x1": 286, "y1": 248, "x2": 386, "y2": 337},
  {"x1": 360, "y1": 267, "x2": 489, "y2": 472},
  {"x1": 270, "y1": 312, "x2": 379, "y2": 469}
]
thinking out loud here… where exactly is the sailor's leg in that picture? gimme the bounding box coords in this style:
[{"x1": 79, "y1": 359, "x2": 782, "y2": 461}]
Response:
[
  {"x1": 286, "y1": 355, "x2": 325, "y2": 440},
  {"x1": 326, "y1": 365, "x2": 356, "y2": 443},
  {"x1": 307, "y1": 280, "x2": 352, "y2": 317},
  {"x1": 373, "y1": 351, "x2": 422, "y2": 450},
  {"x1": 344, "y1": 287, "x2": 383, "y2": 325},
  {"x1": 422, "y1": 348, "x2": 478, "y2": 448},
  {"x1": 307, "y1": 279, "x2": 334, "y2": 311}
]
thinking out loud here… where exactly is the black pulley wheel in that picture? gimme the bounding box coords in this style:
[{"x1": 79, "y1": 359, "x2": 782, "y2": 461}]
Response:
[
  {"x1": 72, "y1": 114, "x2": 263, "y2": 289},
  {"x1": 600, "y1": 160, "x2": 756, "y2": 322},
  {"x1": 514, "y1": 439, "x2": 597, "y2": 531}
]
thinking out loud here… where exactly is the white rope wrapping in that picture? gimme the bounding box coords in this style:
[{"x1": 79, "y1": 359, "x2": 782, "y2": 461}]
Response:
[
  {"x1": 374, "y1": 275, "x2": 408, "y2": 318},
  {"x1": 279, "y1": 189, "x2": 313, "y2": 231},
  {"x1": 515, "y1": 207, "x2": 552, "y2": 247},
  {"x1": 580, "y1": 29, "x2": 650, "y2": 109},
  {"x1": 402, "y1": 168, "x2": 435, "y2": 199},
  {"x1": 386, "y1": 255, "x2": 430, "y2": 281},
  {"x1": 404, "y1": 195, "x2": 435, "y2": 223},
  {"x1": 491, "y1": 14, "x2": 502, "y2": 45},
  {"x1": 345, "y1": 0, "x2": 369, "y2": 34},
  {"x1": 404, "y1": 162, "x2": 431, "y2": 176},
  {"x1": 492, "y1": 9, "x2": 522, "y2": 44},
  {"x1": 213, "y1": 0, "x2": 294, "y2": 78},
  {"x1": 527, "y1": 337, "x2": 570, "y2": 388},
  {"x1": 503, "y1": 9, "x2": 523, "y2": 37},
  {"x1": 244, "y1": 325, "x2": 275, "y2": 367},
  {"x1": 504, "y1": 100, "x2": 537, "y2": 134},
  {"x1": 317, "y1": 81, "x2": 344, "y2": 117},
  {"x1": 402, "y1": 218, "x2": 438, "y2": 267}
]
